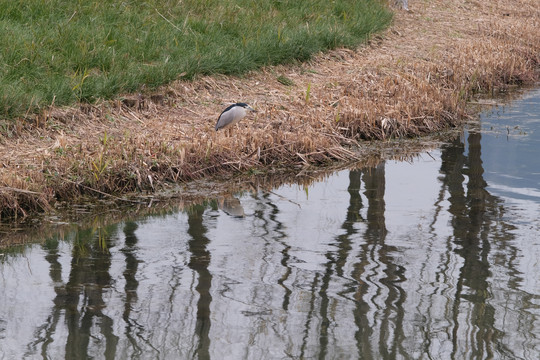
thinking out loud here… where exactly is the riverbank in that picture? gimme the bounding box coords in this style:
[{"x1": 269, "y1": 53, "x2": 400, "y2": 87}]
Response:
[{"x1": 1, "y1": 0, "x2": 539, "y2": 219}]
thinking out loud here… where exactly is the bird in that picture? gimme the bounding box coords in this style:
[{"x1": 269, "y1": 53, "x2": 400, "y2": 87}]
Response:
[{"x1": 215, "y1": 102, "x2": 257, "y2": 132}]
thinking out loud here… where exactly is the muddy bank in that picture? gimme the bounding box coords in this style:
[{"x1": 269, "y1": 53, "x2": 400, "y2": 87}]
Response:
[{"x1": 1, "y1": 0, "x2": 539, "y2": 219}]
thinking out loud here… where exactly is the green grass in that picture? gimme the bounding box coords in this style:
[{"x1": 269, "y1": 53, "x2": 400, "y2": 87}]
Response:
[{"x1": 0, "y1": 0, "x2": 392, "y2": 119}]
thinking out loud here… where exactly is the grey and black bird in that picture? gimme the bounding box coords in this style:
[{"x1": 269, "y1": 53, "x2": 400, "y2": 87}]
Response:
[{"x1": 215, "y1": 102, "x2": 256, "y2": 132}]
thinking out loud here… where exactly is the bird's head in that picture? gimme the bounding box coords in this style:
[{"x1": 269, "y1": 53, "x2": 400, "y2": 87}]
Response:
[{"x1": 235, "y1": 102, "x2": 257, "y2": 112}]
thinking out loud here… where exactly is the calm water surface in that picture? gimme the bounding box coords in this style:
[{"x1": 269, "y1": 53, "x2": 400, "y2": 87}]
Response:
[{"x1": 1, "y1": 90, "x2": 540, "y2": 359}]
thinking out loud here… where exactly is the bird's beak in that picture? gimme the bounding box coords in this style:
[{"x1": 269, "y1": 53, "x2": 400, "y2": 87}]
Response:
[{"x1": 248, "y1": 106, "x2": 257, "y2": 112}]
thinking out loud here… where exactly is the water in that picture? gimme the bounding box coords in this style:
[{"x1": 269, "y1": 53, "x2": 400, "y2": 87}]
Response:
[{"x1": 1, "y1": 89, "x2": 540, "y2": 359}]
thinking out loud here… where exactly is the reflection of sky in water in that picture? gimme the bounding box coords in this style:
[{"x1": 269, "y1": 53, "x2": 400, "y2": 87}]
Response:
[
  {"x1": 471, "y1": 90, "x2": 540, "y2": 295},
  {"x1": 475, "y1": 89, "x2": 540, "y2": 201}
]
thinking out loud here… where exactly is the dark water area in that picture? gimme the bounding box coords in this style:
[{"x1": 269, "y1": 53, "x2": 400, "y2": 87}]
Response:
[{"x1": 1, "y1": 89, "x2": 540, "y2": 359}]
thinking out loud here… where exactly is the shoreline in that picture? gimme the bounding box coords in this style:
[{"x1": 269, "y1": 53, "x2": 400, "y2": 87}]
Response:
[
  {"x1": 0, "y1": 130, "x2": 460, "y2": 248},
  {"x1": 1, "y1": 0, "x2": 539, "y2": 219}
]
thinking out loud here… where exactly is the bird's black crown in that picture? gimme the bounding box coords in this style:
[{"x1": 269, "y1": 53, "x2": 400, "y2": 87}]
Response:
[{"x1": 221, "y1": 102, "x2": 249, "y2": 113}]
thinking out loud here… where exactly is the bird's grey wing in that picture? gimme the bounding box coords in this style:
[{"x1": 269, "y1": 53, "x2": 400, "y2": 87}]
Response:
[{"x1": 215, "y1": 110, "x2": 235, "y2": 131}]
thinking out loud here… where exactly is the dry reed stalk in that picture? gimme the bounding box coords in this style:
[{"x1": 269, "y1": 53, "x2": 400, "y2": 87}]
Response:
[{"x1": 1, "y1": 0, "x2": 539, "y2": 219}]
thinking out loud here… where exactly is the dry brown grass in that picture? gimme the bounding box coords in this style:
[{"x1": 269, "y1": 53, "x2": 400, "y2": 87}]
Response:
[{"x1": 1, "y1": 0, "x2": 539, "y2": 219}]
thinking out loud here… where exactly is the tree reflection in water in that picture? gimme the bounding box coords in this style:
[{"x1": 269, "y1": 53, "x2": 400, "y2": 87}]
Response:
[
  {"x1": 187, "y1": 204, "x2": 213, "y2": 359},
  {"x1": 29, "y1": 225, "x2": 119, "y2": 359}
]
